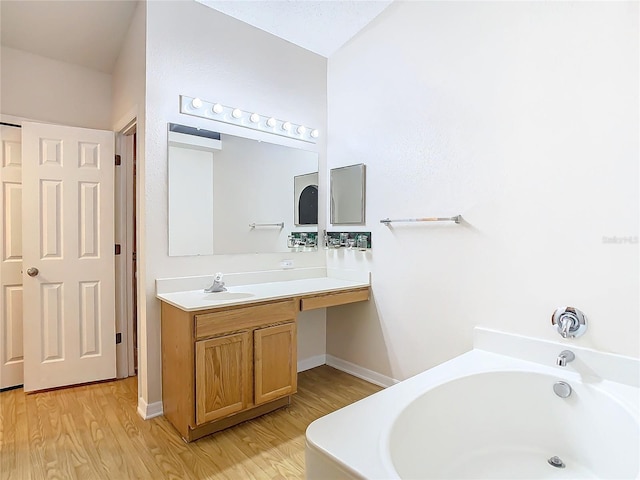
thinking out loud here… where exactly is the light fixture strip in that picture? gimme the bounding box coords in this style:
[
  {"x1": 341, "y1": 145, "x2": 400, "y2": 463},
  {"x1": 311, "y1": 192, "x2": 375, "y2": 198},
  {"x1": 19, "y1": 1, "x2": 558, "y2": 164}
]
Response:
[{"x1": 180, "y1": 95, "x2": 319, "y2": 144}]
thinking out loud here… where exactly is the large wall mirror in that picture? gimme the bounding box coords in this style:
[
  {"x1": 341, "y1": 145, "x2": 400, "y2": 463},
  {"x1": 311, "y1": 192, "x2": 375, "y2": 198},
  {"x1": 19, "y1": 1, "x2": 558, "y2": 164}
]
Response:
[
  {"x1": 168, "y1": 123, "x2": 319, "y2": 255},
  {"x1": 330, "y1": 163, "x2": 366, "y2": 225}
]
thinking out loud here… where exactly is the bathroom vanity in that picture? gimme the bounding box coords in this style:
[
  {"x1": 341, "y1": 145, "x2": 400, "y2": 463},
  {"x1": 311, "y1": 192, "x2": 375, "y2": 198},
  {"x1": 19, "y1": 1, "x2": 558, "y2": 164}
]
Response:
[{"x1": 157, "y1": 271, "x2": 370, "y2": 442}]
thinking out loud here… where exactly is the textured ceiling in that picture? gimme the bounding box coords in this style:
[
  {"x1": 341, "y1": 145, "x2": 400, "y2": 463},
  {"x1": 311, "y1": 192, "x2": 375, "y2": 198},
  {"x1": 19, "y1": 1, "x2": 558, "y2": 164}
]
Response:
[{"x1": 196, "y1": 0, "x2": 393, "y2": 57}]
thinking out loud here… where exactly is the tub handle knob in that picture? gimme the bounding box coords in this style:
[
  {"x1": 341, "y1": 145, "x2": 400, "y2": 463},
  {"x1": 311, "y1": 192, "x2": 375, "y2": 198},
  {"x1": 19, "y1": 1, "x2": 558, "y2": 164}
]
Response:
[{"x1": 551, "y1": 307, "x2": 587, "y2": 338}]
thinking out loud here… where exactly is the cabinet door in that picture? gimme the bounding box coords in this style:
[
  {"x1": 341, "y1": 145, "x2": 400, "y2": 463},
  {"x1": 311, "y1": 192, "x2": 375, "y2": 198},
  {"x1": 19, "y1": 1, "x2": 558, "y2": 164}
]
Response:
[
  {"x1": 195, "y1": 331, "x2": 251, "y2": 425},
  {"x1": 254, "y1": 322, "x2": 297, "y2": 405}
]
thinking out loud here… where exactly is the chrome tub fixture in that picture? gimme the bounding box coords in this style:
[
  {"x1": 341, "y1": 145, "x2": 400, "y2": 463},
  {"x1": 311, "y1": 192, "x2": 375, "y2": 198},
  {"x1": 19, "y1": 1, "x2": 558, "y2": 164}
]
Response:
[
  {"x1": 551, "y1": 307, "x2": 587, "y2": 338},
  {"x1": 553, "y1": 381, "x2": 573, "y2": 398},
  {"x1": 556, "y1": 350, "x2": 575, "y2": 367}
]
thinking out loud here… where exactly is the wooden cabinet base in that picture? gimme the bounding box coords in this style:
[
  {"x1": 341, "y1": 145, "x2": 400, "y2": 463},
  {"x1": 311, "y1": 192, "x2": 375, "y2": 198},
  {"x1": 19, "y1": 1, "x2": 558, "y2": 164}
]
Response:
[
  {"x1": 160, "y1": 286, "x2": 369, "y2": 442},
  {"x1": 183, "y1": 396, "x2": 291, "y2": 442}
]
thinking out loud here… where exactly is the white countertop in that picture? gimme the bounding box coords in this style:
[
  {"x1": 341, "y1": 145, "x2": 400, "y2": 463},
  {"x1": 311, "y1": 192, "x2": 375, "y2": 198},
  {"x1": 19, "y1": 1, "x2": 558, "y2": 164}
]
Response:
[{"x1": 156, "y1": 271, "x2": 370, "y2": 312}]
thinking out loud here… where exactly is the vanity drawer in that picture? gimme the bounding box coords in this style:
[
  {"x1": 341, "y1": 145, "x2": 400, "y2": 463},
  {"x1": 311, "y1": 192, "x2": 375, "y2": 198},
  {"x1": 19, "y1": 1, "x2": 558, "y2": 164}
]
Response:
[
  {"x1": 299, "y1": 287, "x2": 370, "y2": 311},
  {"x1": 195, "y1": 299, "x2": 296, "y2": 339}
]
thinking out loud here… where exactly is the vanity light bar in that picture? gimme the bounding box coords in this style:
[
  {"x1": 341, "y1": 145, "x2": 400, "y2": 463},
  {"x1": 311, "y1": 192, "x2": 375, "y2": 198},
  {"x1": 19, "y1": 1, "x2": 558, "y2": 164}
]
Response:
[{"x1": 180, "y1": 95, "x2": 319, "y2": 144}]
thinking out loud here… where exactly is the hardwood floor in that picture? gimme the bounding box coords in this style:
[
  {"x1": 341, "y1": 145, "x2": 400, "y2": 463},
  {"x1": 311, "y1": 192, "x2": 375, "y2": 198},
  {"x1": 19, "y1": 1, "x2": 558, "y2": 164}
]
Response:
[{"x1": 0, "y1": 366, "x2": 382, "y2": 480}]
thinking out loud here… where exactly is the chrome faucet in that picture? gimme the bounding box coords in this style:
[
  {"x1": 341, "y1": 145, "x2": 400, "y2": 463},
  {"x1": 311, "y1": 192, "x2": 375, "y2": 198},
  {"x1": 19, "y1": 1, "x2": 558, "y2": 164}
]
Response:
[
  {"x1": 559, "y1": 316, "x2": 574, "y2": 338},
  {"x1": 556, "y1": 350, "x2": 575, "y2": 367},
  {"x1": 204, "y1": 272, "x2": 226, "y2": 293},
  {"x1": 551, "y1": 307, "x2": 587, "y2": 338}
]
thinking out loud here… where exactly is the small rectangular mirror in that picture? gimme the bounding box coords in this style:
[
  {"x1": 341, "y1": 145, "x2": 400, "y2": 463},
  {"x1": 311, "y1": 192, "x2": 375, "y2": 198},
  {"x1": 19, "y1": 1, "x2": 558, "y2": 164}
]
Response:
[{"x1": 330, "y1": 163, "x2": 366, "y2": 225}]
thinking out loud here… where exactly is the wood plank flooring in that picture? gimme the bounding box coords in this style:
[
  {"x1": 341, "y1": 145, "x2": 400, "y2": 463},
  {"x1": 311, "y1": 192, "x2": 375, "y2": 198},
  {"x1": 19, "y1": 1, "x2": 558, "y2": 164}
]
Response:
[{"x1": 0, "y1": 366, "x2": 382, "y2": 480}]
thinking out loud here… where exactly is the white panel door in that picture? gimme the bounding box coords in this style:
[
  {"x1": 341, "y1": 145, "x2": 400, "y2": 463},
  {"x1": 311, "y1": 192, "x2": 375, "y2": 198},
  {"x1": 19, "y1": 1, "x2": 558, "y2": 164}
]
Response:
[
  {"x1": 22, "y1": 122, "x2": 115, "y2": 392},
  {"x1": 0, "y1": 124, "x2": 24, "y2": 389}
]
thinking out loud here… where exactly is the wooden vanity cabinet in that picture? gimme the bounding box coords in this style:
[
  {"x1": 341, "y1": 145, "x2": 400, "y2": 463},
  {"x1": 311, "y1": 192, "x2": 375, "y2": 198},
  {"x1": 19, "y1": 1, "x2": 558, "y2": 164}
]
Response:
[
  {"x1": 161, "y1": 299, "x2": 297, "y2": 442},
  {"x1": 160, "y1": 285, "x2": 370, "y2": 442},
  {"x1": 299, "y1": 287, "x2": 370, "y2": 311},
  {"x1": 193, "y1": 321, "x2": 297, "y2": 426},
  {"x1": 253, "y1": 322, "x2": 297, "y2": 404},
  {"x1": 194, "y1": 331, "x2": 251, "y2": 425}
]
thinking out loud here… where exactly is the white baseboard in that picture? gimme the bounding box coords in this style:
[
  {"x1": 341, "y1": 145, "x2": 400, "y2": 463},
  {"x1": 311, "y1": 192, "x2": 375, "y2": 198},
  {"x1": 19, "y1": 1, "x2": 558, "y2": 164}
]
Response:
[
  {"x1": 325, "y1": 355, "x2": 397, "y2": 388},
  {"x1": 137, "y1": 397, "x2": 164, "y2": 420},
  {"x1": 135, "y1": 356, "x2": 392, "y2": 419},
  {"x1": 298, "y1": 354, "x2": 327, "y2": 372}
]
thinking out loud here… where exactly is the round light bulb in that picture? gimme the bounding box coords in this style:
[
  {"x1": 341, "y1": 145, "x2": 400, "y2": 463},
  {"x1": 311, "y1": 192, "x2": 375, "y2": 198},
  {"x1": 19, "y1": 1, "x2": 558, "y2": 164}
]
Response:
[
  {"x1": 282, "y1": 121, "x2": 291, "y2": 132},
  {"x1": 296, "y1": 125, "x2": 306, "y2": 135},
  {"x1": 231, "y1": 108, "x2": 242, "y2": 118},
  {"x1": 191, "y1": 98, "x2": 202, "y2": 109},
  {"x1": 212, "y1": 103, "x2": 223, "y2": 114},
  {"x1": 310, "y1": 129, "x2": 319, "y2": 139},
  {"x1": 266, "y1": 117, "x2": 277, "y2": 128},
  {"x1": 249, "y1": 113, "x2": 260, "y2": 123}
]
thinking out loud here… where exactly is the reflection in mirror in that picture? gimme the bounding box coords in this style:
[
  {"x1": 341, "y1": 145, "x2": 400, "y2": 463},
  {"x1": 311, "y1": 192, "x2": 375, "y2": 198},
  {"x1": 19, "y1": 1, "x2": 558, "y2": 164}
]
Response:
[
  {"x1": 294, "y1": 172, "x2": 318, "y2": 225},
  {"x1": 168, "y1": 123, "x2": 319, "y2": 255},
  {"x1": 330, "y1": 163, "x2": 366, "y2": 225},
  {"x1": 168, "y1": 125, "x2": 219, "y2": 256}
]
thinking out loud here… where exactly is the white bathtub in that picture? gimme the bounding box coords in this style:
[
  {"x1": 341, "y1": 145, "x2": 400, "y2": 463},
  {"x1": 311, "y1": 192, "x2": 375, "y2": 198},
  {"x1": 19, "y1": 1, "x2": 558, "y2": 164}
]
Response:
[{"x1": 305, "y1": 328, "x2": 640, "y2": 479}]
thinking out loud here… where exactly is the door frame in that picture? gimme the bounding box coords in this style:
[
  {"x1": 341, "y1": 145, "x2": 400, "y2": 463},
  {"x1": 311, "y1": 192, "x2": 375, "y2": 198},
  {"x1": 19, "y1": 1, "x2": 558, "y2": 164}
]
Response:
[
  {"x1": 1, "y1": 113, "x2": 137, "y2": 385},
  {"x1": 115, "y1": 118, "x2": 137, "y2": 379}
]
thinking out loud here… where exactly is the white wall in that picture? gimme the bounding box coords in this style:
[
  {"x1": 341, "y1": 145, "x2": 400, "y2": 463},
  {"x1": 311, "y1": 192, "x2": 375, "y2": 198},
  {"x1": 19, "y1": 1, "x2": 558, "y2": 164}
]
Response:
[
  {"x1": 326, "y1": 1, "x2": 639, "y2": 381},
  {"x1": 143, "y1": 1, "x2": 327, "y2": 409},
  {"x1": 110, "y1": 0, "x2": 146, "y2": 400},
  {"x1": 0, "y1": 46, "x2": 112, "y2": 129},
  {"x1": 111, "y1": 1, "x2": 145, "y2": 131}
]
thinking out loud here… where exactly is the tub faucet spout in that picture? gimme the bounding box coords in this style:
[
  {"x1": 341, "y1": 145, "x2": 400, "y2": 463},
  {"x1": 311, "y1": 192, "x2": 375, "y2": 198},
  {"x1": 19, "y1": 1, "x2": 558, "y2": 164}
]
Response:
[{"x1": 556, "y1": 350, "x2": 575, "y2": 367}]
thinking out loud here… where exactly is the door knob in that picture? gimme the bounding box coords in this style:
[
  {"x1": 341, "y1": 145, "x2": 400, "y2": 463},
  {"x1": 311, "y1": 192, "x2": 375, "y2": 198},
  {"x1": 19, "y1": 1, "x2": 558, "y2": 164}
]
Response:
[{"x1": 26, "y1": 267, "x2": 39, "y2": 277}]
